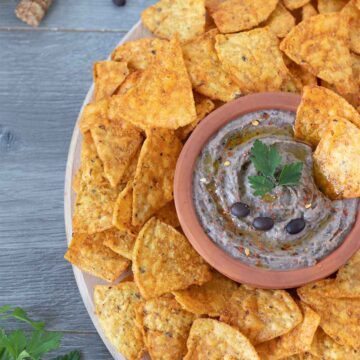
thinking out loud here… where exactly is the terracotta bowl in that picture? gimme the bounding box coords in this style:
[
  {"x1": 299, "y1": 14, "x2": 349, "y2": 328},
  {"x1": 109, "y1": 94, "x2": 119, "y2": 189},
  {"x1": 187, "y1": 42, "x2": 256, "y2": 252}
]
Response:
[{"x1": 174, "y1": 92, "x2": 360, "y2": 289}]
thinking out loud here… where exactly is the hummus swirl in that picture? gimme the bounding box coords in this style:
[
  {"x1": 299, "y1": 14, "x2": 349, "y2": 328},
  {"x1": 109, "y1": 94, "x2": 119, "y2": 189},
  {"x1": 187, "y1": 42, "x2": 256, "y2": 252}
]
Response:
[{"x1": 193, "y1": 110, "x2": 359, "y2": 270}]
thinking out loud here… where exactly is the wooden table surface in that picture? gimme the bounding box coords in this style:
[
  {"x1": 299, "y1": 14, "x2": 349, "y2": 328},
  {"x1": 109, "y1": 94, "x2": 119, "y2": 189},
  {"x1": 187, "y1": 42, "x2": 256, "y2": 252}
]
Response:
[{"x1": 0, "y1": 1, "x2": 154, "y2": 358}]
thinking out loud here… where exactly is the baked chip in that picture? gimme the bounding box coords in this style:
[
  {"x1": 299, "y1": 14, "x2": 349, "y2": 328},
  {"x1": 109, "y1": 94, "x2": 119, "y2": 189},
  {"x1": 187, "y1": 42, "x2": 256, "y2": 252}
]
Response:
[
  {"x1": 265, "y1": 3, "x2": 295, "y2": 38},
  {"x1": 111, "y1": 38, "x2": 169, "y2": 71},
  {"x1": 91, "y1": 119, "x2": 143, "y2": 188},
  {"x1": 79, "y1": 99, "x2": 109, "y2": 134},
  {"x1": 155, "y1": 201, "x2": 180, "y2": 228},
  {"x1": 310, "y1": 328, "x2": 360, "y2": 359},
  {"x1": 182, "y1": 29, "x2": 241, "y2": 102},
  {"x1": 115, "y1": 70, "x2": 142, "y2": 96},
  {"x1": 136, "y1": 296, "x2": 196, "y2": 360},
  {"x1": 94, "y1": 282, "x2": 145, "y2": 360},
  {"x1": 103, "y1": 228, "x2": 136, "y2": 260},
  {"x1": 176, "y1": 95, "x2": 215, "y2": 140},
  {"x1": 298, "y1": 282, "x2": 360, "y2": 349},
  {"x1": 295, "y1": 86, "x2": 360, "y2": 147},
  {"x1": 280, "y1": 13, "x2": 356, "y2": 95},
  {"x1": 184, "y1": 318, "x2": 260, "y2": 360},
  {"x1": 141, "y1": 0, "x2": 206, "y2": 43},
  {"x1": 341, "y1": 0, "x2": 360, "y2": 54},
  {"x1": 215, "y1": 28, "x2": 289, "y2": 94},
  {"x1": 283, "y1": 0, "x2": 309, "y2": 10},
  {"x1": 64, "y1": 231, "x2": 130, "y2": 282},
  {"x1": 173, "y1": 270, "x2": 238, "y2": 316},
  {"x1": 220, "y1": 286, "x2": 303, "y2": 345},
  {"x1": 109, "y1": 38, "x2": 196, "y2": 130},
  {"x1": 302, "y1": 3, "x2": 318, "y2": 20},
  {"x1": 132, "y1": 218, "x2": 211, "y2": 299},
  {"x1": 314, "y1": 119, "x2": 360, "y2": 199},
  {"x1": 256, "y1": 302, "x2": 320, "y2": 359},
  {"x1": 211, "y1": 0, "x2": 278, "y2": 34},
  {"x1": 335, "y1": 250, "x2": 360, "y2": 297},
  {"x1": 132, "y1": 128, "x2": 182, "y2": 226},
  {"x1": 93, "y1": 61, "x2": 129, "y2": 101},
  {"x1": 318, "y1": 0, "x2": 348, "y2": 13},
  {"x1": 357, "y1": 0, "x2": 360, "y2": 9},
  {"x1": 205, "y1": 0, "x2": 224, "y2": 13}
]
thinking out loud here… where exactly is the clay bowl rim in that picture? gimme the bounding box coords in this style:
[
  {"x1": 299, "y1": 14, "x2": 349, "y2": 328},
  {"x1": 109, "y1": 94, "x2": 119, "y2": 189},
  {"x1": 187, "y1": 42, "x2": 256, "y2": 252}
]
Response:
[{"x1": 174, "y1": 92, "x2": 360, "y2": 289}]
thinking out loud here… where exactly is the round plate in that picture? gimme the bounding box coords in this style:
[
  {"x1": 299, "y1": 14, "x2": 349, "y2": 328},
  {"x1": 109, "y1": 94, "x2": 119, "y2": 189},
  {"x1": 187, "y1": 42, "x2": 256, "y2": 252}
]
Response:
[{"x1": 64, "y1": 21, "x2": 152, "y2": 360}]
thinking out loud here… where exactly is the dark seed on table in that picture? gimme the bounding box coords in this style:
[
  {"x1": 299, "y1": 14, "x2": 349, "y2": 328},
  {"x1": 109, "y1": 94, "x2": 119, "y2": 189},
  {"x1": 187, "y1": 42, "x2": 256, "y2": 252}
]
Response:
[
  {"x1": 231, "y1": 202, "x2": 250, "y2": 218},
  {"x1": 286, "y1": 218, "x2": 305, "y2": 235},
  {"x1": 253, "y1": 217, "x2": 274, "y2": 231},
  {"x1": 113, "y1": 0, "x2": 126, "y2": 6}
]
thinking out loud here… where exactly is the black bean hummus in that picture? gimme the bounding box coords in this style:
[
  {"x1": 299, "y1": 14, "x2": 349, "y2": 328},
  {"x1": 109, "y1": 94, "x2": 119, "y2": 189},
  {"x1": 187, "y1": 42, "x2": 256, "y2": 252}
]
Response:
[{"x1": 193, "y1": 110, "x2": 359, "y2": 270}]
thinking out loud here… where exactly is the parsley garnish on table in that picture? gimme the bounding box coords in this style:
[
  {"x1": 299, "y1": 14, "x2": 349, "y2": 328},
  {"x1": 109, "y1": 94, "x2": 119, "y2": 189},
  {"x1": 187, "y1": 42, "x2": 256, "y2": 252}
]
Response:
[
  {"x1": 249, "y1": 140, "x2": 303, "y2": 196},
  {"x1": 0, "y1": 305, "x2": 80, "y2": 360}
]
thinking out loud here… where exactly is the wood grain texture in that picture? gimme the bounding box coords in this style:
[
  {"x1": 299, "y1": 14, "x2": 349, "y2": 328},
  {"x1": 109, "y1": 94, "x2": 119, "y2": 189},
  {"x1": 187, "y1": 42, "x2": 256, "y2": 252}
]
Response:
[{"x1": 0, "y1": 0, "x2": 156, "y2": 31}]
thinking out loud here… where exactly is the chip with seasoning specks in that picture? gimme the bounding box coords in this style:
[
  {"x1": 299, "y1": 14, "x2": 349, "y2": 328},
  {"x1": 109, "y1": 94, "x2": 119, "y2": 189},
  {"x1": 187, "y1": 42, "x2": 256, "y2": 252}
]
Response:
[
  {"x1": 103, "y1": 227, "x2": 136, "y2": 260},
  {"x1": 341, "y1": 0, "x2": 360, "y2": 55},
  {"x1": 94, "y1": 282, "x2": 145, "y2": 360},
  {"x1": 295, "y1": 85, "x2": 360, "y2": 147},
  {"x1": 93, "y1": 61, "x2": 129, "y2": 101},
  {"x1": 79, "y1": 98, "x2": 109, "y2": 134},
  {"x1": 317, "y1": 0, "x2": 348, "y2": 13},
  {"x1": 154, "y1": 201, "x2": 180, "y2": 228},
  {"x1": 314, "y1": 119, "x2": 360, "y2": 199},
  {"x1": 265, "y1": 3, "x2": 295, "y2": 38},
  {"x1": 182, "y1": 29, "x2": 241, "y2": 102},
  {"x1": 64, "y1": 230, "x2": 130, "y2": 282},
  {"x1": 109, "y1": 38, "x2": 196, "y2": 130},
  {"x1": 215, "y1": 28, "x2": 289, "y2": 94},
  {"x1": 184, "y1": 318, "x2": 260, "y2": 360},
  {"x1": 302, "y1": 3, "x2": 317, "y2": 20},
  {"x1": 132, "y1": 128, "x2": 182, "y2": 227},
  {"x1": 136, "y1": 296, "x2": 196, "y2": 360},
  {"x1": 282, "y1": 0, "x2": 309, "y2": 10},
  {"x1": 280, "y1": 13, "x2": 356, "y2": 95},
  {"x1": 173, "y1": 270, "x2": 238, "y2": 317},
  {"x1": 132, "y1": 218, "x2": 212, "y2": 299},
  {"x1": 211, "y1": 0, "x2": 278, "y2": 34},
  {"x1": 111, "y1": 38, "x2": 169, "y2": 71},
  {"x1": 141, "y1": 0, "x2": 206, "y2": 43},
  {"x1": 220, "y1": 286, "x2": 303, "y2": 345}
]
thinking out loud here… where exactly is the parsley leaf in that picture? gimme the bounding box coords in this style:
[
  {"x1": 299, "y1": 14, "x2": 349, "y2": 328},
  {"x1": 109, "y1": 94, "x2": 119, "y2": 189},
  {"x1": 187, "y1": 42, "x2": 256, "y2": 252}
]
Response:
[
  {"x1": 278, "y1": 162, "x2": 304, "y2": 186},
  {"x1": 249, "y1": 176, "x2": 276, "y2": 196},
  {"x1": 250, "y1": 140, "x2": 281, "y2": 178},
  {"x1": 26, "y1": 331, "x2": 62, "y2": 360},
  {"x1": 52, "y1": 350, "x2": 81, "y2": 360}
]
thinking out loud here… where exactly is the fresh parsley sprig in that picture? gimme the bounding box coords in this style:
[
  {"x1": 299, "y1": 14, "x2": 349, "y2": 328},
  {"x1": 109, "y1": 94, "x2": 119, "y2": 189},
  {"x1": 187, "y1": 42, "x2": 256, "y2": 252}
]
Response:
[
  {"x1": 0, "y1": 305, "x2": 80, "y2": 360},
  {"x1": 248, "y1": 140, "x2": 303, "y2": 196}
]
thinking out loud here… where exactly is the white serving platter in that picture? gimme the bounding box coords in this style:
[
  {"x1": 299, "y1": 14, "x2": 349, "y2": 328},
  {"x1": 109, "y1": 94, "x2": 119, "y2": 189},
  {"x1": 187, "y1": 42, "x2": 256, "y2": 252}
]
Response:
[{"x1": 64, "y1": 21, "x2": 152, "y2": 360}]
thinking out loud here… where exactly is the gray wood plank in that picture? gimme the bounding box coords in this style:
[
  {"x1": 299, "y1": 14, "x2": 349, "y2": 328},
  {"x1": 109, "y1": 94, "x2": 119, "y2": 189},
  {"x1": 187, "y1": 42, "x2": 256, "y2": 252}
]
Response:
[{"x1": 0, "y1": 0, "x2": 155, "y2": 31}]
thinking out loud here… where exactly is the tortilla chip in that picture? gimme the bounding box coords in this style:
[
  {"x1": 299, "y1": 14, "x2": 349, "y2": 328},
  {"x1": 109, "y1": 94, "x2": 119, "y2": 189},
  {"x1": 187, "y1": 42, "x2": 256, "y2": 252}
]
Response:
[
  {"x1": 132, "y1": 128, "x2": 182, "y2": 226},
  {"x1": 298, "y1": 282, "x2": 360, "y2": 349},
  {"x1": 256, "y1": 302, "x2": 320, "y2": 359},
  {"x1": 90, "y1": 119, "x2": 143, "y2": 188},
  {"x1": 318, "y1": 0, "x2": 348, "y2": 13},
  {"x1": 283, "y1": 0, "x2": 309, "y2": 10},
  {"x1": 79, "y1": 99, "x2": 109, "y2": 134},
  {"x1": 302, "y1": 3, "x2": 318, "y2": 20},
  {"x1": 109, "y1": 38, "x2": 196, "y2": 130},
  {"x1": 94, "y1": 282, "x2": 145, "y2": 360},
  {"x1": 155, "y1": 201, "x2": 180, "y2": 228},
  {"x1": 132, "y1": 218, "x2": 211, "y2": 299},
  {"x1": 136, "y1": 296, "x2": 196, "y2": 360},
  {"x1": 314, "y1": 118, "x2": 360, "y2": 199},
  {"x1": 176, "y1": 95, "x2": 215, "y2": 140},
  {"x1": 141, "y1": 0, "x2": 206, "y2": 43},
  {"x1": 115, "y1": 70, "x2": 142, "y2": 96},
  {"x1": 357, "y1": 0, "x2": 360, "y2": 9},
  {"x1": 335, "y1": 250, "x2": 360, "y2": 296},
  {"x1": 173, "y1": 270, "x2": 238, "y2": 316},
  {"x1": 295, "y1": 85, "x2": 360, "y2": 147},
  {"x1": 215, "y1": 28, "x2": 289, "y2": 94},
  {"x1": 72, "y1": 168, "x2": 82, "y2": 193},
  {"x1": 103, "y1": 228, "x2": 136, "y2": 260},
  {"x1": 182, "y1": 29, "x2": 241, "y2": 102},
  {"x1": 64, "y1": 231, "x2": 130, "y2": 282},
  {"x1": 211, "y1": 0, "x2": 278, "y2": 34},
  {"x1": 220, "y1": 286, "x2": 303, "y2": 345},
  {"x1": 310, "y1": 328, "x2": 360, "y2": 359},
  {"x1": 111, "y1": 38, "x2": 169, "y2": 71},
  {"x1": 341, "y1": 0, "x2": 360, "y2": 54},
  {"x1": 93, "y1": 61, "x2": 129, "y2": 101},
  {"x1": 280, "y1": 13, "x2": 356, "y2": 95},
  {"x1": 184, "y1": 318, "x2": 260, "y2": 360},
  {"x1": 266, "y1": 3, "x2": 295, "y2": 38}
]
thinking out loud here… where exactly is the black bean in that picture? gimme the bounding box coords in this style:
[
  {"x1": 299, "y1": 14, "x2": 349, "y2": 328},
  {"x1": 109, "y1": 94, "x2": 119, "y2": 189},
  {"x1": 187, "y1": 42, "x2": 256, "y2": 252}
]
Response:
[
  {"x1": 253, "y1": 217, "x2": 274, "y2": 231},
  {"x1": 230, "y1": 202, "x2": 250, "y2": 218},
  {"x1": 286, "y1": 218, "x2": 305, "y2": 235}
]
